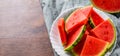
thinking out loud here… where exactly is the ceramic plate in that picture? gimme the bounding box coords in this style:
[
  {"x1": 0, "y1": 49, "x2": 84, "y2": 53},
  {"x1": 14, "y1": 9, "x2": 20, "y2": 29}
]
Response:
[{"x1": 50, "y1": 6, "x2": 117, "y2": 56}]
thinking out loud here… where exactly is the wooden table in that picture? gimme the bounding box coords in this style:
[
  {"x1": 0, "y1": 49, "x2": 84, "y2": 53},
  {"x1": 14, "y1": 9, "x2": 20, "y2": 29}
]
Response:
[{"x1": 0, "y1": 0, "x2": 54, "y2": 56}]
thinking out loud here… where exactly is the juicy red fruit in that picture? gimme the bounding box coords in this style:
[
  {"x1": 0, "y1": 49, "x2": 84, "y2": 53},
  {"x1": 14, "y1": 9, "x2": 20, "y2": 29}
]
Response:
[
  {"x1": 65, "y1": 25, "x2": 86, "y2": 51},
  {"x1": 65, "y1": 6, "x2": 93, "y2": 33},
  {"x1": 72, "y1": 30, "x2": 89, "y2": 56},
  {"x1": 65, "y1": 8, "x2": 88, "y2": 33},
  {"x1": 91, "y1": 0, "x2": 120, "y2": 13},
  {"x1": 90, "y1": 9, "x2": 104, "y2": 26},
  {"x1": 80, "y1": 35, "x2": 108, "y2": 56},
  {"x1": 57, "y1": 18, "x2": 67, "y2": 46},
  {"x1": 91, "y1": 19, "x2": 115, "y2": 48}
]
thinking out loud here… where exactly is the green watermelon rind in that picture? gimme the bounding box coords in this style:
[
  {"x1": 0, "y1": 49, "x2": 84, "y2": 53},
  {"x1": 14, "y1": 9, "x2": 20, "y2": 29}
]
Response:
[
  {"x1": 71, "y1": 50, "x2": 79, "y2": 56},
  {"x1": 98, "y1": 42, "x2": 109, "y2": 56},
  {"x1": 71, "y1": 49, "x2": 78, "y2": 56},
  {"x1": 90, "y1": 0, "x2": 120, "y2": 13},
  {"x1": 64, "y1": 25, "x2": 86, "y2": 51},
  {"x1": 106, "y1": 19, "x2": 117, "y2": 50},
  {"x1": 88, "y1": 18, "x2": 95, "y2": 28}
]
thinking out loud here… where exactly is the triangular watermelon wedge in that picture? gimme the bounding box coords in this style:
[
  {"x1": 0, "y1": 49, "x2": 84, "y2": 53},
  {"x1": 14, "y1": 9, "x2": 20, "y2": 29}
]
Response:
[
  {"x1": 91, "y1": 19, "x2": 116, "y2": 49},
  {"x1": 64, "y1": 25, "x2": 86, "y2": 51},
  {"x1": 72, "y1": 30, "x2": 89, "y2": 56},
  {"x1": 65, "y1": 6, "x2": 93, "y2": 33},
  {"x1": 57, "y1": 18, "x2": 67, "y2": 46},
  {"x1": 80, "y1": 35, "x2": 109, "y2": 56},
  {"x1": 89, "y1": 9, "x2": 104, "y2": 28},
  {"x1": 65, "y1": 8, "x2": 88, "y2": 33}
]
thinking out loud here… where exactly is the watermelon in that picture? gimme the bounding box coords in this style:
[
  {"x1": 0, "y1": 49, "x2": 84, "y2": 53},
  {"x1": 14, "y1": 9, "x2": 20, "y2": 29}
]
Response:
[
  {"x1": 90, "y1": 0, "x2": 120, "y2": 13},
  {"x1": 89, "y1": 9, "x2": 104, "y2": 28},
  {"x1": 72, "y1": 31, "x2": 89, "y2": 56},
  {"x1": 81, "y1": 6, "x2": 93, "y2": 32},
  {"x1": 65, "y1": 8, "x2": 88, "y2": 33},
  {"x1": 64, "y1": 25, "x2": 86, "y2": 51},
  {"x1": 57, "y1": 18, "x2": 67, "y2": 46},
  {"x1": 80, "y1": 35, "x2": 109, "y2": 56},
  {"x1": 91, "y1": 19, "x2": 116, "y2": 49}
]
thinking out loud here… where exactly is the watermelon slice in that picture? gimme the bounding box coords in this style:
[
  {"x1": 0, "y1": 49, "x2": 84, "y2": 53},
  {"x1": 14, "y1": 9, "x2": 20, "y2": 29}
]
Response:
[
  {"x1": 91, "y1": 19, "x2": 116, "y2": 49},
  {"x1": 72, "y1": 31, "x2": 89, "y2": 56},
  {"x1": 90, "y1": 0, "x2": 120, "y2": 13},
  {"x1": 57, "y1": 18, "x2": 67, "y2": 46},
  {"x1": 80, "y1": 35, "x2": 109, "y2": 56},
  {"x1": 81, "y1": 6, "x2": 93, "y2": 32},
  {"x1": 64, "y1": 25, "x2": 86, "y2": 51},
  {"x1": 65, "y1": 8, "x2": 88, "y2": 33},
  {"x1": 89, "y1": 9, "x2": 104, "y2": 28}
]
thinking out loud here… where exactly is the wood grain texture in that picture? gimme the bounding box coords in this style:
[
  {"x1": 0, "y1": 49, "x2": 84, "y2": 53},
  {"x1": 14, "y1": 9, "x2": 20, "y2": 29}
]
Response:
[{"x1": 0, "y1": 0, "x2": 53, "y2": 56}]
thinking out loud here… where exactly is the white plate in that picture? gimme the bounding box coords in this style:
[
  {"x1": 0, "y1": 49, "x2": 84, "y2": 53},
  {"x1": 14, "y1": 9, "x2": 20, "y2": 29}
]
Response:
[{"x1": 50, "y1": 6, "x2": 117, "y2": 56}]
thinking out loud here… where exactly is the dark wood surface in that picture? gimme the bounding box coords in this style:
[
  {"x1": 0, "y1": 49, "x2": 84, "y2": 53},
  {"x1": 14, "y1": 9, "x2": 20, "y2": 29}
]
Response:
[{"x1": 0, "y1": 0, "x2": 53, "y2": 56}]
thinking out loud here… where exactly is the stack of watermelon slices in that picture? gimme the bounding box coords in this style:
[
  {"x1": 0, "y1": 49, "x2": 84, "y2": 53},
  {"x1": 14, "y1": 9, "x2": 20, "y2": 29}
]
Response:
[{"x1": 57, "y1": 6, "x2": 116, "y2": 56}]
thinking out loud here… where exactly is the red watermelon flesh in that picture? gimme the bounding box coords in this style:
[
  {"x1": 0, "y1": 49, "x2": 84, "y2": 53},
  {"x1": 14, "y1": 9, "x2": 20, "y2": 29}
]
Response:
[
  {"x1": 81, "y1": 6, "x2": 93, "y2": 17},
  {"x1": 65, "y1": 8, "x2": 88, "y2": 33},
  {"x1": 90, "y1": 9, "x2": 104, "y2": 27},
  {"x1": 91, "y1": 0, "x2": 120, "y2": 13},
  {"x1": 72, "y1": 31, "x2": 89, "y2": 56},
  {"x1": 80, "y1": 35, "x2": 108, "y2": 56},
  {"x1": 91, "y1": 19, "x2": 116, "y2": 48},
  {"x1": 57, "y1": 18, "x2": 67, "y2": 46},
  {"x1": 64, "y1": 25, "x2": 86, "y2": 51}
]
